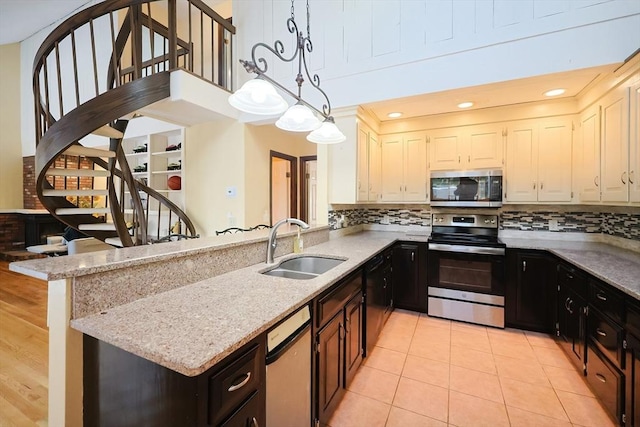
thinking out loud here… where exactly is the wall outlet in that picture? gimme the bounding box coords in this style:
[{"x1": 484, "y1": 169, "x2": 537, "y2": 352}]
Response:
[
  {"x1": 381, "y1": 215, "x2": 390, "y2": 225},
  {"x1": 548, "y1": 219, "x2": 559, "y2": 231}
]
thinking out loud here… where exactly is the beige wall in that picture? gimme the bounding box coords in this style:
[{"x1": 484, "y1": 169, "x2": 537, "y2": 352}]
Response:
[
  {"x1": 243, "y1": 124, "x2": 317, "y2": 227},
  {"x1": 0, "y1": 43, "x2": 23, "y2": 208},
  {"x1": 184, "y1": 119, "x2": 246, "y2": 237}
]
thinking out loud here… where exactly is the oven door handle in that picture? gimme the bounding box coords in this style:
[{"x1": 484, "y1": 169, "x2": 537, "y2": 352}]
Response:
[{"x1": 428, "y1": 243, "x2": 505, "y2": 256}]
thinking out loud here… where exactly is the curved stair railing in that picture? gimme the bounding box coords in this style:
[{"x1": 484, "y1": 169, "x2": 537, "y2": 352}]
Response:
[{"x1": 32, "y1": 0, "x2": 235, "y2": 246}]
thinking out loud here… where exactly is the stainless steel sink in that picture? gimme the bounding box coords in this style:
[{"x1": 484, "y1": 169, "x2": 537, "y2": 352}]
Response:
[{"x1": 262, "y1": 256, "x2": 345, "y2": 280}]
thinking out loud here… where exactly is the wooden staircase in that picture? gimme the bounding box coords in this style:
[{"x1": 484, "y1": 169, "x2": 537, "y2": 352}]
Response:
[{"x1": 32, "y1": 0, "x2": 235, "y2": 247}]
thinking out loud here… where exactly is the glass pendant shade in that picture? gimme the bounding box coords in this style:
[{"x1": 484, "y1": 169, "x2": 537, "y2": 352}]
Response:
[
  {"x1": 228, "y1": 79, "x2": 288, "y2": 115},
  {"x1": 306, "y1": 119, "x2": 346, "y2": 144},
  {"x1": 275, "y1": 103, "x2": 322, "y2": 132}
]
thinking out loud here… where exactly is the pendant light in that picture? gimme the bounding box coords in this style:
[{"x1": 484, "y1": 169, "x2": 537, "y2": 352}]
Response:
[
  {"x1": 227, "y1": 78, "x2": 288, "y2": 115},
  {"x1": 228, "y1": 0, "x2": 345, "y2": 144}
]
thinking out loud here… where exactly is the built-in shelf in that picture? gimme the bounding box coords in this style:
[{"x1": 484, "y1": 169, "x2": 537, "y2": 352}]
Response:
[
  {"x1": 151, "y1": 150, "x2": 182, "y2": 158},
  {"x1": 126, "y1": 152, "x2": 148, "y2": 158},
  {"x1": 152, "y1": 170, "x2": 182, "y2": 175}
]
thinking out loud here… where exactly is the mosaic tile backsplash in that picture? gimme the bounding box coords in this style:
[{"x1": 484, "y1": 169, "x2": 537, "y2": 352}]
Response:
[{"x1": 328, "y1": 208, "x2": 640, "y2": 241}]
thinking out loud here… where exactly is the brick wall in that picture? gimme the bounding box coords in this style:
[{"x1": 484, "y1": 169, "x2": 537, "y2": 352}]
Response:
[
  {"x1": 23, "y1": 156, "x2": 43, "y2": 209},
  {"x1": 0, "y1": 213, "x2": 25, "y2": 250}
]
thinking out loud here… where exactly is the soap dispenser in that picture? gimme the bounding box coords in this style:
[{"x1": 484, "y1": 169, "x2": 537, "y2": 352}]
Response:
[{"x1": 293, "y1": 228, "x2": 304, "y2": 253}]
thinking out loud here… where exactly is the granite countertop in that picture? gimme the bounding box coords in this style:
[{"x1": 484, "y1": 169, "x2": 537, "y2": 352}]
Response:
[
  {"x1": 71, "y1": 232, "x2": 410, "y2": 377},
  {"x1": 501, "y1": 237, "x2": 640, "y2": 299},
  {"x1": 69, "y1": 230, "x2": 639, "y2": 377}
]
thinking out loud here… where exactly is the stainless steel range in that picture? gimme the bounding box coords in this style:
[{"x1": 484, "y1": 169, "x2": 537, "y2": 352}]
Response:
[{"x1": 427, "y1": 213, "x2": 506, "y2": 328}]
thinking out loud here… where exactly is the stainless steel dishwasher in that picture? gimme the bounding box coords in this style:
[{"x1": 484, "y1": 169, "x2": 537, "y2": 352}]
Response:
[{"x1": 266, "y1": 305, "x2": 311, "y2": 427}]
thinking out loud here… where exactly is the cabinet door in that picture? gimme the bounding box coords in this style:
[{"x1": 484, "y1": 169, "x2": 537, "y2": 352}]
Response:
[
  {"x1": 368, "y1": 133, "x2": 381, "y2": 202},
  {"x1": 626, "y1": 333, "x2": 640, "y2": 427},
  {"x1": 630, "y1": 81, "x2": 640, "y2": 202},
  {"x1": 380, "y1": 135, "x2": 404, "y2": 201},
  {"x1": 466, "y1": 124, "x2": 504, "y2": 169},
  {"x1": 344, "y1": 291, "x2": 363, "y2": 388},
  {"x1": 356, "y1": 125, "x2": 370, "y2": 202},
  {"x1": 403, "y1": 134, "x2": 427, "y2": 202},
  {"x1": 316, "y1": 312, "x2": 344, "y2": 426},
  {"x1": 506, "y1": 251, "x2": 553, "y2": 332},
  {"x1": 429, "y1": 130, "x2": 461, "y2": 171},
  {"x1": 392, "y1": 243, "x2": 423, "y2": 311},
  {"x1": 506, "y1": 121, "x2": 538, "y2": 202},
  {"x1": 558, "y1": 285, "x2": 586, "y2": 371},
  {"x1": 219, "y1": 390, "x2": 262, "y2": 427},
  {"x1": 538, "y1": 118, "x2": 573, "y2": 202},
  {"x1": 578, "y1": 106, "x2": 601, "y2": 202},
  {"x1": 601, "y1": 86, "x2": 630, "y2": 202}
]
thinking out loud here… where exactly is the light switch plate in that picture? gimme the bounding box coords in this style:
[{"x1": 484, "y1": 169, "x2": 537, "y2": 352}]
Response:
[{"x1": 549, "y1": 219, "x2": 559, "y2": 231}]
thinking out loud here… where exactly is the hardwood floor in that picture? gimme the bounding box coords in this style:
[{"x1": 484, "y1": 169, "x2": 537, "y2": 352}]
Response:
[{"x1": 0, "y1": 261, "x2": 48, "y2": 427}]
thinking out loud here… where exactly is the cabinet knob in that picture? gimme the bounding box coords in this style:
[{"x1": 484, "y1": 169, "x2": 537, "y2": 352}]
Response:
[
  {"x1": 533, "y1": 182, "x2": 536, "y2": 190},
  {"x1": 411, "y1": 251, "x2": 415, "y2": 262},
  {"x1": 540, "y1": 182, "x2": 544, "y2": 190},
  {"x1": 522, "y1": 261, "x2": 526, "y2": 272}
]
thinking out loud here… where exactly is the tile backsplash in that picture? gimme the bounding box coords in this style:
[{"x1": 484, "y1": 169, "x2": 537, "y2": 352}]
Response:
[{"x1": 328, "y1": 206, "x2": 640, "y2": 242}]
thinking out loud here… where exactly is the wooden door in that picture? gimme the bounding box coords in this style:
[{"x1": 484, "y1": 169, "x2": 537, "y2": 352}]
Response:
[
  {"x1": 344, "y1": 291, "x2": 363, "y2": 388},
  {"x1": 392, "y1": 243, "x2": 421, "y2": 311},
  {"x1": 429, "y1": 129, "x2": 461, "y2": 171},
  {"x1": 467, "y1": 124, "x2": 504, "y2": 169}
]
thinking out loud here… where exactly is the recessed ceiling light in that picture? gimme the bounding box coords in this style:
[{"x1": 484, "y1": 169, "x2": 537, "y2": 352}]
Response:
[
  {"x1": 457, "y1": 102, "x2": 474, "y2": 109},
  {"x1": 387, "y1": 112, "x2": 402, "y2": 118},
  {"x1": 544, "y1": 88, "x2": 566, "y2": 97}
]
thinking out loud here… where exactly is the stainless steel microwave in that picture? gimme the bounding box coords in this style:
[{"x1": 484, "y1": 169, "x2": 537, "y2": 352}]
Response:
[{"x1": 430, "y1": 169, "x2": 503, "y2": 207}]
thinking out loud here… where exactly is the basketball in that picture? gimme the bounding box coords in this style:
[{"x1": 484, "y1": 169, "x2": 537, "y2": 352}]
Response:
[{"x1": 167, "y1": 175, "x2": 181, "y2": 190}]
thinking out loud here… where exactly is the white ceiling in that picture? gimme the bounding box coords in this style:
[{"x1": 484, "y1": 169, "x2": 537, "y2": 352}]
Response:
[
  {"x1": 362, "y1": 64, "x2": 618, "y2": 122},
  {"x1": 0, "y1": 0, "x2": 93, "y2": 45}
]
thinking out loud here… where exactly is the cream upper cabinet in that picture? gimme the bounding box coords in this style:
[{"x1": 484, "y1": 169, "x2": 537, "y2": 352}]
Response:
[
  {"x1": 537, "y1": 118, "x2": 573, "y2": 201},
  {"x1": 600, "y1": 85, "x2": 630, "y2": 203},
  {"x1": 505, "y1": 117, "x2": 573, "y2": 203},
  {"x1": 505, "y1": 121, "x2": 538, "y2": 202},
  {"x1": 577, "y1": 105, "x2": 601, "y2": 202},
  {"x1": 356, "y1": 123, "x2": 381, "y2": 202},
  {"x1": 380, "y1": 132, "x2": 428, "y2": 202},
  {"x1": 629, "y1": 80, "x2": 640, "y2": 203},
  {"x1": 429, "y1": 124, "x2": 503, "y2": 171}
]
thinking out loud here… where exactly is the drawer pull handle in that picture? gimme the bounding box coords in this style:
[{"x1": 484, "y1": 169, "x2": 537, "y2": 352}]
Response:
[
  {"x1": 522, "y1": 261, "x2": 527, "y2": 272},
  {"x1": 596, "y1": 328, "x2": 607, "y2": 337},
  {"x1": 595, "y1": 373, "x2": 607, "y2": 383},
  {"x1": 251, "y1": 416, "x2": 260, "y2": 427},
  {"x1": 566, "y1": 273, "x2": 573, "y2": 280},
  {"x1": 228, "y1": 372, "x2": 251, "y2": 392},
  {"x1": 596, "y1": 292, "x2": 607, "y2": 302},
  {"x1": 567, "y1": 299, "x2": 574, "y2": 315},
  {"x1": 564, "y1": 297, "x2": 571, "y2": 311}
]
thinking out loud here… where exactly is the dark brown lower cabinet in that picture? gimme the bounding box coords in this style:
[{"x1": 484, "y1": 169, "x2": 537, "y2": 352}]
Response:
[
  {"x1": 83, "y1": 334, "x2": 265, "y2": 427},
  {"x1": 586, "y1": 342, "x2": 625, "y2": 425},
  {"x1": 505, "y1": 249, "x2": 555, "y2": 332},
  {"x1": 345, "y1": 291, "x2": 364, "y2": 387},
  {"x1": 626, "y1": 333, "x2": 640, "y2": 426},
  {"x1": 316, "y1": 311, "x2": 344, "y2": 425},
  {"x1": 392, "y1": 242, "x2": 426, "y2": 312}
]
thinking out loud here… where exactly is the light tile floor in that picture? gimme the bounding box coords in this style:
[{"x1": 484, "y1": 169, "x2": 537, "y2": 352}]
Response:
[{"x1": 328, "y1": 309, "x2": 616, "y2": 427}]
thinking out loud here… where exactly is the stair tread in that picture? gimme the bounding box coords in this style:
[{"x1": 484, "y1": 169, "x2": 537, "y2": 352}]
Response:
[
  {"x1": 104, "y1": 237, "x2": 124, "y2": 247},
  {"x1": 42, "y1": 189, "x2": 109, "y2": 196},
  {"x1": 78, "y1": 223, "x2": 117, "y2": 231},
  {"x1": 92, "y1": 124, "x2": 124, "y2": 139},
  {"x1": 64, "y1": 145, "x2": 116, "y2": 158},
  {"x1": 55, "y1": 208, "x2": 111, "y2": 215},
  {"x1": 46, "y1": 168, "x2": 110, "y2": 177}
]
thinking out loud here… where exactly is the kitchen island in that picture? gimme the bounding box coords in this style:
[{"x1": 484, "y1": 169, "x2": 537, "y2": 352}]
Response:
[{"x1": 10, "y1": 228, "x2": 640, "y2": 426}]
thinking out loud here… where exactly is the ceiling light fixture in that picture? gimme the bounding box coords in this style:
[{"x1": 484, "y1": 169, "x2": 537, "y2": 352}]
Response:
[
  {"x1": 228, "y1": 0, "x2": 345, "y2": 144},
  {"x1": 388, "y1": 112, "x2": 402, "y2": 118},
  {"x1": 544, "y1": 88, "x2": 566, "y2": 97},
  {"x1": 457, "y1": 102, "x2": 474, "y2": 109}
]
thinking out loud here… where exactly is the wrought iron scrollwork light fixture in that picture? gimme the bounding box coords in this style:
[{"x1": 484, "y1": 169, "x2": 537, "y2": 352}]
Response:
[{"x1": 228, "y1": 0, "x2": 346, "y2": 144}]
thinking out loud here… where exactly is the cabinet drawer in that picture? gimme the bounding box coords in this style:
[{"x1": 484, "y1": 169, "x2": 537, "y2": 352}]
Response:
[
  {"x1": 586, "y1": 343, "x2": 624, "y2": 425},
  {"x1": 209, "y1": 344, "x2": 261, "y2": 425},
  {"x1": 588, "y1": 307, "x2": 624, "y2": 368},
  {"x1": 557, "y1": 264, "x2": 587, "y2": 296},
  {"x1": 317, "y1": 270, "x2": 362, "y2": 327},
  {"x1": 219, "y1": 390, "x2": 262, "y2": 427},
  {"x1": 589, "y1": 280, "x2": 624, "y2": 324}
]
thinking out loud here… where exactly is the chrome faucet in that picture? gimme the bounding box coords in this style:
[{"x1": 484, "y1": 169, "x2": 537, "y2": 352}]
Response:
[{"x1": 266, "y1": 218, "x2": 310, "y2": 264}]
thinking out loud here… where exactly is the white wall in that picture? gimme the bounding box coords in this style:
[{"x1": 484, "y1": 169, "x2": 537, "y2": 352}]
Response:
[
  {"x1": 234, "y1": 0, "x2": 640, "y2": 110},
  {"x1": 0, "y1": 43, "x2": 24, "y2": 208}
]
